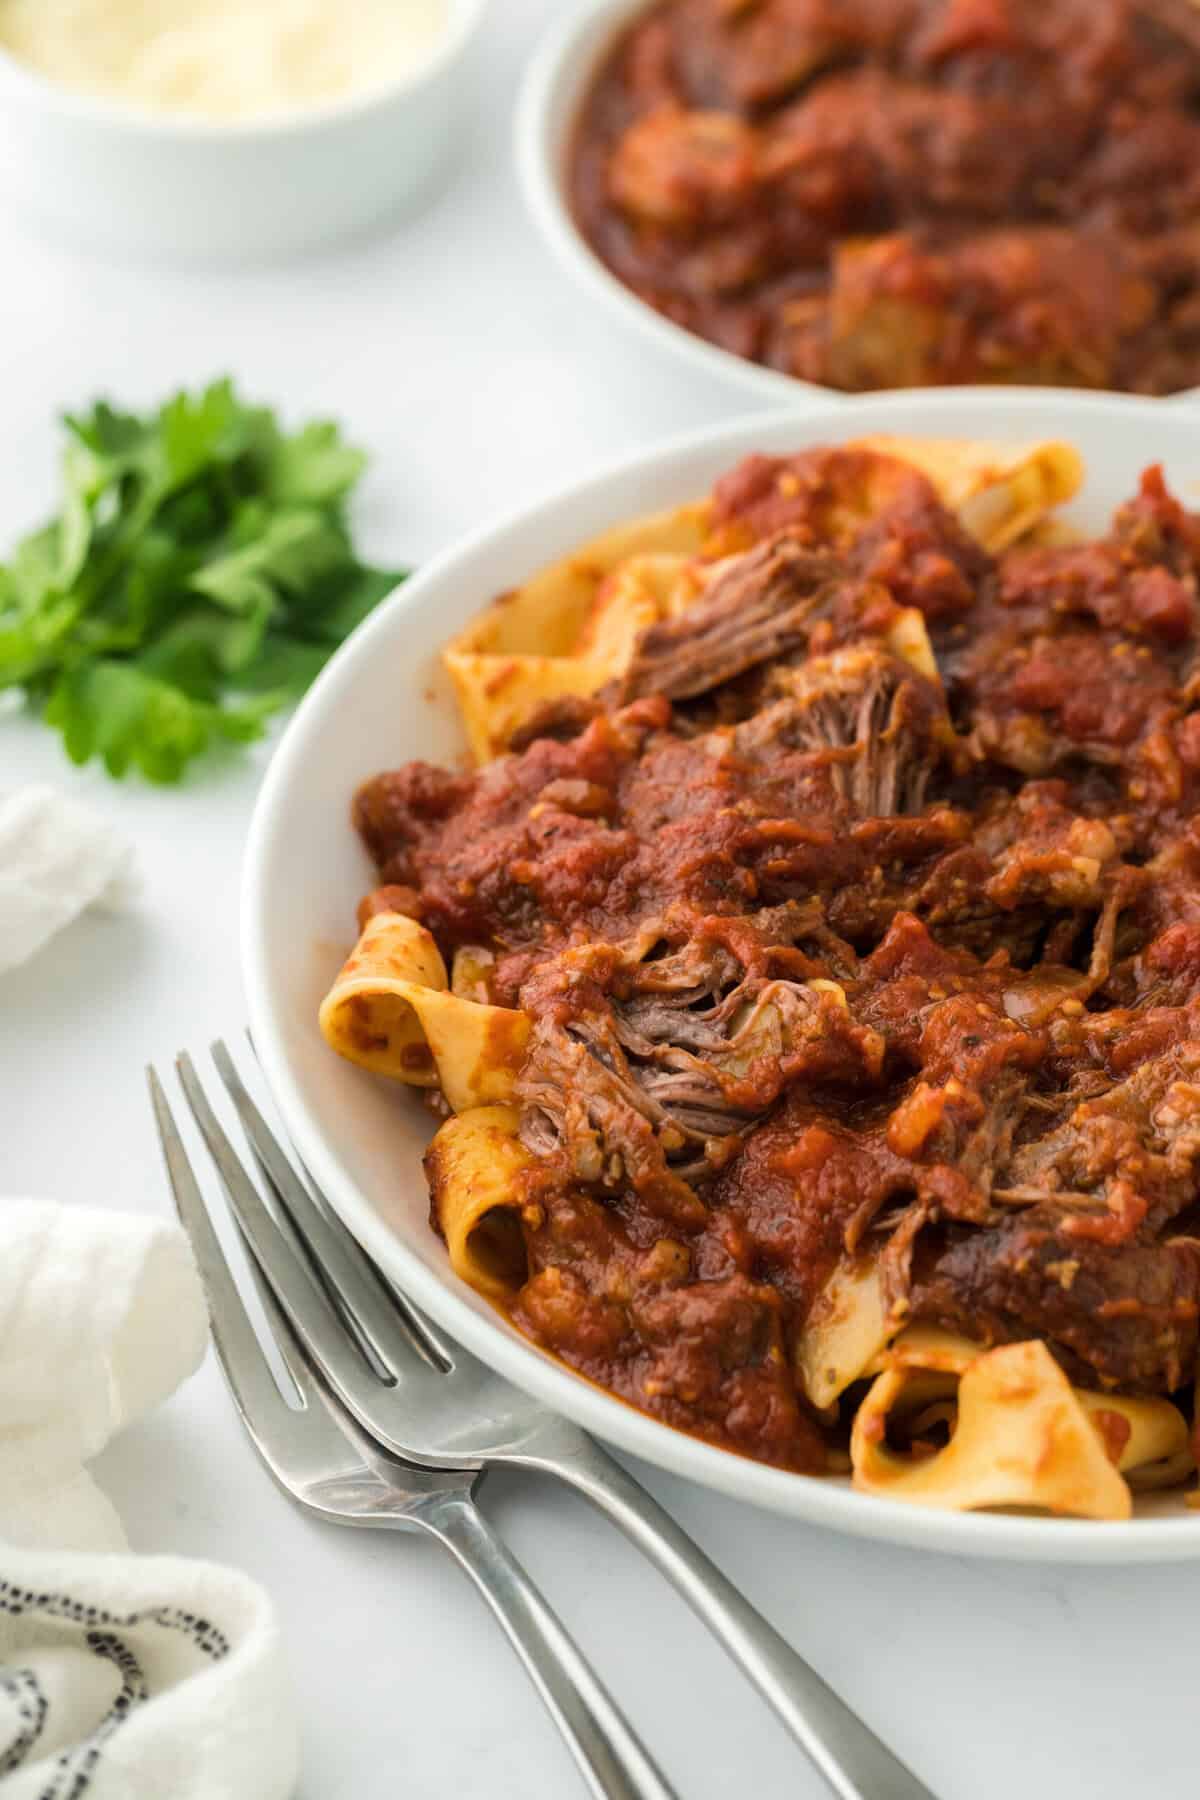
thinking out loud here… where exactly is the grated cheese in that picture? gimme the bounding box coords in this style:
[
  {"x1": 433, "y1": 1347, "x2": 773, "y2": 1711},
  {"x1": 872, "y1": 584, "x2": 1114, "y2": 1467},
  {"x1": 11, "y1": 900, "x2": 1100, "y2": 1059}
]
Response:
[{"x1": 0, "y1": 0, "x2": 451, "y2": 122}]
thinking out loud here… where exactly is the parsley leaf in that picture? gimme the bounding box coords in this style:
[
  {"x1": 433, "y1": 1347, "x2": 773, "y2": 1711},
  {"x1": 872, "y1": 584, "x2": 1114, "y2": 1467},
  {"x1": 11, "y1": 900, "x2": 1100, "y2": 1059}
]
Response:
[{"x1": 0, "y1": 378, "x2": 405, "y2": 781}]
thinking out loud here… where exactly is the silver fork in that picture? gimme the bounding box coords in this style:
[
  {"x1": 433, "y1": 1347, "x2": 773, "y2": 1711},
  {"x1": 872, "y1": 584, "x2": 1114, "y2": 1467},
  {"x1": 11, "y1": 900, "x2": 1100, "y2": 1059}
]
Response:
[
  {"x1": 149, "y1": 1063, "x2": 679, "y2": 1800},
  {"x1": 168, "y1": 1040, "x2": 936, "y2": 1800}
]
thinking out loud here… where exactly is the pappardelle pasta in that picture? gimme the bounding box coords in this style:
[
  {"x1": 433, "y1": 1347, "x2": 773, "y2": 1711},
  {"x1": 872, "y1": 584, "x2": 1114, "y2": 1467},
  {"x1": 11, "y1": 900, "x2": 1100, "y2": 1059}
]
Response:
[{"x1": 322, "y1": 434, "x2": 1200, "y2": 1519}]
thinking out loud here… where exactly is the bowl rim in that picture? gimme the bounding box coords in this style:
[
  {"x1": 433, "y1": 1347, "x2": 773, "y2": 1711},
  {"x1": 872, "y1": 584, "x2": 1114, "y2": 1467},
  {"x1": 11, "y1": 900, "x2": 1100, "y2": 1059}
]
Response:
[
  {"x1": 244, "y1": 387, "x2": 1200, "y2": 1563},
  {"x1": 0, "y1": 0, "x2": 486, "y2": 141},
  {"x1": 515, "y1": 0, "x2": 1200, "y2": 410}
]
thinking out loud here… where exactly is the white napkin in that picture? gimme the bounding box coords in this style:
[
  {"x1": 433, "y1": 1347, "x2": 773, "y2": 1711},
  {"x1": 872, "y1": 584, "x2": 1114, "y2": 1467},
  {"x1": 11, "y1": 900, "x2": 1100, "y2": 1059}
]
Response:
[
  {"x1": 0, "y1": 786, "x2": 137, "y2": 975},
  {"x1": 0, "y1": 1200, "x2": 298, "y2": 1798}
]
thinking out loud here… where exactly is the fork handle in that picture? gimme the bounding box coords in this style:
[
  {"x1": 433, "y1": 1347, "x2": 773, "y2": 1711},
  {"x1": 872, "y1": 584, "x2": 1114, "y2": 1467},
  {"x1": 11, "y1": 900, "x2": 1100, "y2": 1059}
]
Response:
[
  {"x1": 537, "y1": 1440, "x2": 936, "y2": 1800},
  {"x1": 406, "y1": 1487, "x2": 679, "y2": 1800}
]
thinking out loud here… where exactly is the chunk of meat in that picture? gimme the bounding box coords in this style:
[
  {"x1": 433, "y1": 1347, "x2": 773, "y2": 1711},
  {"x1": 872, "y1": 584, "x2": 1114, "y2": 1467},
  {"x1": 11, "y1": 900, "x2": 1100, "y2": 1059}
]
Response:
[
  {"x1": 618, "y1": 488, "x2": 963, "y2": 710},
  {"x1": 998, "y1": 1039, "x2": 1200, "y2": 1238},
  {"x1": 353, "y1": 761, "x2": 472, "y2": 870},
  {"x1": 614, "y1": 537, "x2": 847, "y2": 702},
  {"x1": 352, "y1": 711, "x2": 650, "y2": 950},
  {"x1": 885, "y1": 992, "x2": 1045, "y2": 1206},
  {"x1": 628, "y1": 1274, "x2": 824, "y2": 1468},
  {"x1": 516, "y1": 910, "x2": 886, "y2": 1222},
  {"x1": 965, "y1": 629, "x2": 1177, "y2": 774},
  {"x1": 909, "y1": 1217, "x2": 1200, "y2": 1391},
  {"x1": 516, "y1": 1251, "x2": 827, "y2": 1471},
  {"x1": 973, "y1": 784, "x2": 1125, "y2": 913},
  {"x1": 745, "y1": 646, "x2": 954, "y2": 817},
  {"x1": 706, "y1": 1096, "x2": 910, "y2": 1314},
  {"x1": 799, "y1": 228, "x2": 1157, "y2": 391},
  {"x1": 763, "y1": 69, "x2": 1087, "y2": 226},
  {"x1": 1119, "y1": 923, "x2": 1200, "y2": 1011},
  {"x1": 995, "y1": 538, "x2": 1197, "y2": 645},
  {"x1": 707, "y1": 448, "x2": 982, "y2": 604},
  {"x1": 608, "y1": 107, "x2": 761, "y2": 228}
]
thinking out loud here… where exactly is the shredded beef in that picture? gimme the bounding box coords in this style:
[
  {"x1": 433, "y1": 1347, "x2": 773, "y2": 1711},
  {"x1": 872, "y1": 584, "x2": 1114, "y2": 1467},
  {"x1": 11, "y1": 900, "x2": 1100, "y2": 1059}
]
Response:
[
  {"x1": 614, "y1": 537, "x2": 844, "y2": 702},
  {"x1": 354, "y1": 449, "x2": 1200, "y2": 1469},
  {"x1": 909, "y1": 1219, "x2": 1200, "y2": 1392}
]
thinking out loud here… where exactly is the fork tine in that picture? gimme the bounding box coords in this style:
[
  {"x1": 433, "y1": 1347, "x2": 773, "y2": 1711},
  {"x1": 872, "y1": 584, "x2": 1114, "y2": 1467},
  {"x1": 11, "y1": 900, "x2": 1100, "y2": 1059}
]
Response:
[
  {"x1": 147, "y1": 1064, "x2": 312, "y2": 1447},
  {"x1": 175, "y1": 1049, "x2": 419, "y2": 1433},
  {"x1": 210, "y1": 1039, "x2": 447, "y2": 1375},
  {"x1": 240, "y1": 1026, "x2": 461, "y2": 1373}
]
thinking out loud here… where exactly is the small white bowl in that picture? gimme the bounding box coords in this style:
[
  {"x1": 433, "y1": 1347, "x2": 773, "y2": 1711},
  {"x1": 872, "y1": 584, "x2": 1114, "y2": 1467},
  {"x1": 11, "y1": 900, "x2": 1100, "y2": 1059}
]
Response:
[
  {"x1": 516, "y1": 0, "x2": 838, "y2": 405},
  {"x1": 0, "y1": 0, "x2": 485, "y2": 262},
  {"x1": 517, "y1": 0, "x2": 1200, "y2": 408},
  {"x1": 244, "y1": 387, "x2": 1200, "y2": 1563}
]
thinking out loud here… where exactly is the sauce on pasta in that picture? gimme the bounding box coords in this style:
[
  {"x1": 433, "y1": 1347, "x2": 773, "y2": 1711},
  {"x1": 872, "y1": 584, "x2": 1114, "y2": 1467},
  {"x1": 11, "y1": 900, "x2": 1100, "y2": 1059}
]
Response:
[{"x1": 325, "y1": 439, "x2": 1200, "y2": 1514}]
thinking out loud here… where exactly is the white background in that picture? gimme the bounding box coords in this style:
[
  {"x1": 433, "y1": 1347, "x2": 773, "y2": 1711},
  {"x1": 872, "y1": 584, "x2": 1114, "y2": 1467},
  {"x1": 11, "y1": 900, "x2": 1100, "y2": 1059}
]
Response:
[{"x1": 2, "y1": 3, "x2": 1197, "y2": 1796}]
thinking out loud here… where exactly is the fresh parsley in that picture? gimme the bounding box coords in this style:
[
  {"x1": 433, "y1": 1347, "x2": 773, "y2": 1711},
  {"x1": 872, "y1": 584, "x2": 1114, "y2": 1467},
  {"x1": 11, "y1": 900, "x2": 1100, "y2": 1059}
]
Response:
[{"x1": 0, "y1": 378, "x2": 405, "y2": 781}]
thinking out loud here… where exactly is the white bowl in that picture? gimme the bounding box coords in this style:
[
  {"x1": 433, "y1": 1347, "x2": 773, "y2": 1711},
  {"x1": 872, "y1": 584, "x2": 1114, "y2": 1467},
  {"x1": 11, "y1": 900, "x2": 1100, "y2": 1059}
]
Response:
[
  {"x1": 244, "y1": 388, "x2": 1200, "y2": 1563},
  {"x1": 516, "y1": 0, "x2": 1200, "y2": 409},
  {"x1": 0, "y1": 0, "x2": 485, "y2": 262}
]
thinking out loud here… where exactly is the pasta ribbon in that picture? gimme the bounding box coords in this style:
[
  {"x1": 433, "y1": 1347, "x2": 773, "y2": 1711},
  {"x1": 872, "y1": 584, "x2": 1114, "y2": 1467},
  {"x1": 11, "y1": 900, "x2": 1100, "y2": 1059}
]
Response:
[
  {"x1": 795, "y1": 1257, "x2": 896, "y2": 1410},
  {"x1": 574, "y1": 551, "x2": 705, "y2": 664},
  {"x1": 851, "y1": 1329, "x2": 1193, "y2": 1518},
  {"x1": 443, "y1": 439, "x2": 1080, "y2": 763},
  {"x1": 319, "y1": 911, "x2": 530, "y2": 1113},
  {"x1": 425, "y1": 1105, "x2": 536, "y2": 1300},
  {"x1": 850, "y1": 436, "x2": 1084, "y2": 551},
  {"x1": 1073, "y1": 1390, "x2": 1195, "y2": 1492},
  {"x1": 885, "y1": 608, "x2": 938, "y2": 680},
  {"x1": 445, "y1": 505, "x2": 708, "y2": 763}
]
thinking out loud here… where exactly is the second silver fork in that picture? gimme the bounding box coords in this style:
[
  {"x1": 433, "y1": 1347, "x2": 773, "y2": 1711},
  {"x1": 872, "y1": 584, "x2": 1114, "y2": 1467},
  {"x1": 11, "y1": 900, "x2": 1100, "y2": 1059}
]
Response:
[{"x1": 151, "y1": 1061, "x2": 678, "y2": 1800}]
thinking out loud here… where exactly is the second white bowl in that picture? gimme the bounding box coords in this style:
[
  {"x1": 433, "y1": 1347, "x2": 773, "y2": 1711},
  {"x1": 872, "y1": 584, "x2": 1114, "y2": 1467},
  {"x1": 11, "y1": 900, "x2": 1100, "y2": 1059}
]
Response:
[{"x1": 516, "y1": 0, "x2": 1200, "y2": 409}]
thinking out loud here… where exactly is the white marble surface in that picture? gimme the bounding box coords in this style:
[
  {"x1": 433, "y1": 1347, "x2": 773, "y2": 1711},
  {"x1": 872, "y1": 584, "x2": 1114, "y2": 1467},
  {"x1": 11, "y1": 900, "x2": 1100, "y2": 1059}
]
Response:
[{"x1": 1, "y1": 4, "x2": 1196, "y2": 1796}]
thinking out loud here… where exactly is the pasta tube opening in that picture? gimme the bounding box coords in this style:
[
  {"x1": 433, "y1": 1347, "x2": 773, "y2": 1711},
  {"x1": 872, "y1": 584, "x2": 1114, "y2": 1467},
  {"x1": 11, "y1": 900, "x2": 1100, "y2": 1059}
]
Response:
[{"x1": 425, "y1": 1105, "x2": 536, "y2": 1302}]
